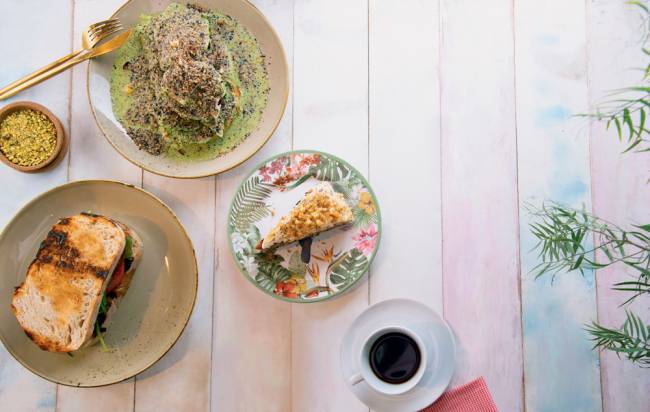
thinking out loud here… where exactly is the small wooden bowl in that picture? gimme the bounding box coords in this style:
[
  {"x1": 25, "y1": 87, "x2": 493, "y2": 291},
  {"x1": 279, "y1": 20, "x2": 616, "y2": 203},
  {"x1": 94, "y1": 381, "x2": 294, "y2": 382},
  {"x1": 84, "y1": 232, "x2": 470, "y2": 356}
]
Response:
[{"x1": 0, "y1": 101, "x2": 66, "y2": 173}]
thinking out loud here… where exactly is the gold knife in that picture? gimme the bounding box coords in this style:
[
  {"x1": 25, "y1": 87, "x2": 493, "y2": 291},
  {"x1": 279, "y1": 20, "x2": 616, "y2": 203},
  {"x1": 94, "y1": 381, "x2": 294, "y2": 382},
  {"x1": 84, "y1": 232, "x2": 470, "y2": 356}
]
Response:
[{"x1": 0, "y1": 29, "x2": 132, "y2": 101}]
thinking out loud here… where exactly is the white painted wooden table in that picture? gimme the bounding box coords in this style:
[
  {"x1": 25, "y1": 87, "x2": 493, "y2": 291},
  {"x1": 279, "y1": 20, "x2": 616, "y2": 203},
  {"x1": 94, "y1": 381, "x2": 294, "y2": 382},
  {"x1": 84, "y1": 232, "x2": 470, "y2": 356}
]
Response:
[{"x1": 1, "y1": 0, "x2": 649, "y2": 411}]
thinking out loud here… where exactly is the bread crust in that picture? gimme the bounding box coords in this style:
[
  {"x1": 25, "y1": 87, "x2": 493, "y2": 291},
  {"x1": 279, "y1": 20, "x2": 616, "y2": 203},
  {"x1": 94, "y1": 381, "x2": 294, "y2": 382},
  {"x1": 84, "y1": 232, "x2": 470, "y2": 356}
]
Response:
[{"x1": 11, "y1": 214, "x2": 126, "y2": 352}]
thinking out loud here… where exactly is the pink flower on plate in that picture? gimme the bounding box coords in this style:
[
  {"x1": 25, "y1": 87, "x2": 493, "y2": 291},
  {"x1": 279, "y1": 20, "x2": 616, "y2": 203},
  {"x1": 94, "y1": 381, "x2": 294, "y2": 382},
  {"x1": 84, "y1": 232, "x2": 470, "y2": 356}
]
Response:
[
  {"x1": 269, "y1": 158, "x2": 285, "y2": 174},
  {"x1": 298, "y1": 153, "x2": 321, "y2": 170},
  {"x1": 353, "y1": 224, "x2": 378, "y2": 255},
  {"x1": 259, "y1": 158, "x2": 287, "y2": 182},
  {"x1": 259, "y1": 167, "x2": 273, "y2": 182}
]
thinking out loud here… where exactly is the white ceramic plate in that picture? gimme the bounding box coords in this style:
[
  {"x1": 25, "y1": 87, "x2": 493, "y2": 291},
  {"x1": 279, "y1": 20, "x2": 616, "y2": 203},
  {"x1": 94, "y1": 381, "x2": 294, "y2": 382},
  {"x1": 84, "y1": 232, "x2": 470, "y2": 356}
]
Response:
[
  {"x1": 0, "y1": 180, "x2": 197, "y2": 387},
  {"x1": 88, "y1": 0, "x2": 289, "y2": 178},
  {"x1": 341, "y1": 299, "x2": 456, "y2": 412}
]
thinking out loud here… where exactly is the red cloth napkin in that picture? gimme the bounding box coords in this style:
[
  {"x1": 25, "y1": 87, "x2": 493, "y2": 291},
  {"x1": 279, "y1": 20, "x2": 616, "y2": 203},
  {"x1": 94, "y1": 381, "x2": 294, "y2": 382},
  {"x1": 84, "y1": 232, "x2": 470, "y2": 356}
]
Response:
[{"x1": 420, "y1": 377, "x2": 498, "y2": 412}]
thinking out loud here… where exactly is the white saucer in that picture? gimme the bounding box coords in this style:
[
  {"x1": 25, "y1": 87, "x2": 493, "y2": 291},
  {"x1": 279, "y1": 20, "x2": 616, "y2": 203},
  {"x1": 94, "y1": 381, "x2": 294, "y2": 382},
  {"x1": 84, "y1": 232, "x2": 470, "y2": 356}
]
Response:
[{"x1": 340, "y1": 299, "x2": 456, "y2": 412}]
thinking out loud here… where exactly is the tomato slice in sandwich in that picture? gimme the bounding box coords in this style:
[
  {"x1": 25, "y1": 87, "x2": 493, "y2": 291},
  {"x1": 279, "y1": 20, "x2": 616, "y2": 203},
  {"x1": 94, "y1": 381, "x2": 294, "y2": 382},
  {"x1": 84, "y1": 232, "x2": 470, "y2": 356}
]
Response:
[{"x1": 106, "y1": 258, "x2": 125, "y2": 294}]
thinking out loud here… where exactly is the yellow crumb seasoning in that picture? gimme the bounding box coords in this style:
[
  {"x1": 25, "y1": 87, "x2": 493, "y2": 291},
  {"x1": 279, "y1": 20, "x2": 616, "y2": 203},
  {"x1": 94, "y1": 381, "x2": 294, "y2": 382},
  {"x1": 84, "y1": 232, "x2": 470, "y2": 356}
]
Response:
[{"x1": 0, "y1": 109, "x2": 57, "y2": 167}]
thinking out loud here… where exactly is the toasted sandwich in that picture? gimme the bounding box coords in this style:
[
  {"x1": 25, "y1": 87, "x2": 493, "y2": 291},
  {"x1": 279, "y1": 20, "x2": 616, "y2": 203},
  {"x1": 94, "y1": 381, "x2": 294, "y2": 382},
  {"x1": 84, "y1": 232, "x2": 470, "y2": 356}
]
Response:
[
  {"x1": 11, "y1": 213, "x2": 143, "y2": 353},
  {"x1": 257, "y1": 182, "x2": 353, "y2": 251}
]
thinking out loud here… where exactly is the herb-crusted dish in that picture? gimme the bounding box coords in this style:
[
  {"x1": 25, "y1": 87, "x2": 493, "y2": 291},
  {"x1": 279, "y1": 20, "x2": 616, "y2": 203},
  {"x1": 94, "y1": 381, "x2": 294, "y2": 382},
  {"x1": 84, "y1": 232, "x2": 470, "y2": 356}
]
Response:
[
  {"x1": 89, "y1": 0, "x2": 288, "y2": 178},
  {"x1": 111, "y1": 2, "x2": 269, "y2": 160}
]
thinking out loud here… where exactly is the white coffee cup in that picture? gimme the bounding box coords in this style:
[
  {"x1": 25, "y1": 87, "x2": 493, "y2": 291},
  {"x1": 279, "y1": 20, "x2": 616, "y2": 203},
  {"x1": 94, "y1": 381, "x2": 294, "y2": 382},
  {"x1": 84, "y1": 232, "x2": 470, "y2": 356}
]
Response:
[{"x1": 347, "y1": 326, "x2": 428, "y2": 396}]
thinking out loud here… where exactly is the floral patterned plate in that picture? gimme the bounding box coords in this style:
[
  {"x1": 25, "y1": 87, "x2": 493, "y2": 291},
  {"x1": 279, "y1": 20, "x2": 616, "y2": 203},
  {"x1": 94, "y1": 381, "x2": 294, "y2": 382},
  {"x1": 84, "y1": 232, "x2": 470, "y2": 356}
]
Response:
[{"x1": 228, "y1": 150, "x2": 381, "y2": 303}]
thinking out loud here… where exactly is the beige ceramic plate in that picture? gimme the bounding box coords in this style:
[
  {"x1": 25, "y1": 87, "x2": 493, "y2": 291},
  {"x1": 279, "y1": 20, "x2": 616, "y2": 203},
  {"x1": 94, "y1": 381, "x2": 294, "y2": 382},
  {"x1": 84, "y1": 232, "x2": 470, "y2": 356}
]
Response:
[
  {"x1": 88, "y1": 0, "x2": 289, "y2": 178},
  {"x1": 0, "y1": 180, "x2": 197, "y2": 387}
]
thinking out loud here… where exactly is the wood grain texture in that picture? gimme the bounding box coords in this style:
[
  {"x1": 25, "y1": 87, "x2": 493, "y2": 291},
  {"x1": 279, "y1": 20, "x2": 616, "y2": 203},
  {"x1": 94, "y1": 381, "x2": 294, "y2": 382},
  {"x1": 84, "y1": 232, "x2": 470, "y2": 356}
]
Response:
[
  {"x1": 67, "y1": 0, "x2": 142, "y2": 184},
  {"x1": 368, "y1": 0, "x2": 442, "y2": 312},
  {"x1": 3, "y1": 1, "x2": 650, "y2": 411},
  {"x1": 0, "y1": 1, "x2": 72, "y2": 410},
  {"x1": 515, "y1": 0, "x2": 602, "y2": 411},
  {"x1": 587, "y1": 1, "x2": 650, "y2": 410},
  {"x1": 292, "y1": 0, "x2": 369, "y2": 410},
  {"x1": 133, "y1": 176, "x2": 213, "y2": 412},
  {"x1": 0, "y1": 0, "x2": 72, "y2": 227},
  {"x1": 439, "y1": 0, "x2": 523, "y2": 410},
  {"x1": 58, "y1": 0, "x2": 139, "y2": 408},
  {"x1": 211, "y1": 0, "x2": 293, "y2": 410}
]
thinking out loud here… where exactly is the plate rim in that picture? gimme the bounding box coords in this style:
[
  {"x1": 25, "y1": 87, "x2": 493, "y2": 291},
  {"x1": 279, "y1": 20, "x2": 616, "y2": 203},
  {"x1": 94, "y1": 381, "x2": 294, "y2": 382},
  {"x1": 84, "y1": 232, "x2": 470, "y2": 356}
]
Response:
[
  {"x1": 86, "y1": 0, "x2": 290, "y2": 179},
  {"x1": 227, "y1": 149, "x2": 383, "y2": 304},
  {"x1": 0, "y1": 179, "x2": 199, "y2": 387}
]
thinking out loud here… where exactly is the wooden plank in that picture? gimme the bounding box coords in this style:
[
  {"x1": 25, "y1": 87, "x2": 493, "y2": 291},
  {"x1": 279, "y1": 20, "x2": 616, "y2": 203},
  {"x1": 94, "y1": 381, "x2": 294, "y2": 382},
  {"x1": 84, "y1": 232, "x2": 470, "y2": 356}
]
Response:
[
  {"x1": 0, "y1": 3, "x2": 72, "y2": 226},
  {"x1": 368, "y1": 1, "x2": 442, "y2": 311},
  {"x1": 66, "y1": 0, "x2": 141, "y2": 184},
  {"x1": 0, "y1": 1, "x2": 72, "y2": 410},
  {"x1": 587, "y1": 1, "x2": 650, "y2": 410},
  {"x1": 56, "y1": 0, "x2": 140, "y2": 410},
  {"x1": 292, "y1": 0, "x2": 369, "y2": 410},
  {"x1": 514, "y1": 0, "x2": 602, "y2": 410},
  {"x1": 57, "y1": 383, "x2": 134, "y2": 412},
  {"x1": 135, "y1": 175, "x2": 214, "y2": 412},
  {"x1": 211, "y1": 0, "x2": 293, "y2": 410},
  {"x1": 439, "y1": 1, "x2": 523, "y2": 410}
]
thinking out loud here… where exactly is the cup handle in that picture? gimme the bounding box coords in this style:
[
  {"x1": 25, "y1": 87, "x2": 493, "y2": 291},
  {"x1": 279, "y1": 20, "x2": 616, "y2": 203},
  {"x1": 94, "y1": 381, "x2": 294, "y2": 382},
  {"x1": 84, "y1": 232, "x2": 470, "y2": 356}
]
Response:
[{"x1": 348, "y1": 373, "x2": 364, "y2": 386}]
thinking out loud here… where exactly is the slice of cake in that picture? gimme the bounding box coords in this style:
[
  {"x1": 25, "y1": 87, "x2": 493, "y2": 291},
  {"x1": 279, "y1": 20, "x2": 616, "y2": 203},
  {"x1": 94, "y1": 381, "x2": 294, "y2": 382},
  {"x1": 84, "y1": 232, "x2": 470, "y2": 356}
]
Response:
[{"x1": 258, "y1": 182, "x2": 353, "y2": 251}]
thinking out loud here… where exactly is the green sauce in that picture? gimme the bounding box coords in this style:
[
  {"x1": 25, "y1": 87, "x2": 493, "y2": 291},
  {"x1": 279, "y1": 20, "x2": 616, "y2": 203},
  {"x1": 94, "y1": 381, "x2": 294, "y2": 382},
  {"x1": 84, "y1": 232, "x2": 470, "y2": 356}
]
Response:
[{"x1": 110, "y1": 3, "x2": 269, "y2": 161}]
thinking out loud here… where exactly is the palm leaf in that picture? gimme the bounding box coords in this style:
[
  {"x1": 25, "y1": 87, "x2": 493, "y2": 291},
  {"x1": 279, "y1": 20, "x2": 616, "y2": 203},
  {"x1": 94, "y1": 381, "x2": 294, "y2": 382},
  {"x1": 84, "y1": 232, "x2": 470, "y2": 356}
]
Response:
[
  {"x1": 255, "y1": 253, "x2": 292, "y2": 292},
  {"x1": 329, "y1": 249, "x2": 368, "y2": 289},
  {"x1": 309, "y1": 156, "x2": 351, "y2": 181},
  {"x1": 585, "y1": 311, "x2": 650, "y2": 366},
  {"x1": 230, "y1": 176, "x2": 273, "y2": 232},
  {"x1": 613, "y1": 278, "x2": 650, "y2": 305},
  {"x1": 287, "y1": 251, "x2": 307, "y2": 276},
  {"x1": 331, "y1": 181, "x2": 352, "y2": 197},
  {"x1": 352, "y1": 207, "x2": 376, "y2": 228},
  {"x1": 245, "y1": 225, "x2": 262, "y2": 251}
]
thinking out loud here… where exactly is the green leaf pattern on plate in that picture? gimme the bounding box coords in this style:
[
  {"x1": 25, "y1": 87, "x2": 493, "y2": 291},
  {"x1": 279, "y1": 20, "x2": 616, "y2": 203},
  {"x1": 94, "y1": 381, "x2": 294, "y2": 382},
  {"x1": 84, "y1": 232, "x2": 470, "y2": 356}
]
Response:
[
  {"x1": 229, "y1": 176, "x2": 273, "y2": 232},
  {"x1": 329, "y1": 248, "x2": 368, "y2": 289},
  {"x1": 308, "y1": 155, "x2": 351, "y2": 181},
  {"x1": 228, "y1": 151, "x2": 381, "y2": 302}
]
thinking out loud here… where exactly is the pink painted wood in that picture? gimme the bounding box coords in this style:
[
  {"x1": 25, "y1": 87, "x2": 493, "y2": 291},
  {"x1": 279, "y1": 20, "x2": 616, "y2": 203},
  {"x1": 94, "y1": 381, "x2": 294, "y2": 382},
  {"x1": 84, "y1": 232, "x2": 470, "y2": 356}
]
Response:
[
  {"x1": 588, "y1": 1, "x2": 650, "y2": 409},
  {"x1": 0, "y1": 0, "x2": 647, "y2": 411},
  {"x1": 291, "y1": 0, "x2": 370, "y2": 410},
  {"x1": 439, "y1": 1, "x2": 523, "y2": 410},
  {"x1": 0, "y1": 1, "x2": 72, "y2": 410},
  {"x1": 211, "y1": 2, "x2": 294, "y2": 411},
  {"x1": 368, "y1": 0, "x2": 443, "y2": 312},
  {"x1": 514, "y1": 0, "x2": 602, "y2": 409},
  {"x1": 138, "y1": 174, "x2": 215, "y2": 411}
]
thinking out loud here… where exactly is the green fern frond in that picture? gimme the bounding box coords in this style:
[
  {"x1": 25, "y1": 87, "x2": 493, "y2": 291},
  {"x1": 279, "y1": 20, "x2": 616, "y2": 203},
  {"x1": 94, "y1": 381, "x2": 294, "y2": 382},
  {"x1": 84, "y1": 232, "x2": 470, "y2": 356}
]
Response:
[
  {"x1": 230, "y1": 176, "x2": 273, "y2": 232},
  {"x1": 581, "y1": 2, "x2": 650, "y2": 153},
  {"x1": 527, "y1": 202, "x2": 650, "y2": 276},
  {"x1": 613, "y1": 278, "x2": 650, "y2": 305},
  {"x1": 586, "y1": 311, "x2": 650, "y2": 367}
]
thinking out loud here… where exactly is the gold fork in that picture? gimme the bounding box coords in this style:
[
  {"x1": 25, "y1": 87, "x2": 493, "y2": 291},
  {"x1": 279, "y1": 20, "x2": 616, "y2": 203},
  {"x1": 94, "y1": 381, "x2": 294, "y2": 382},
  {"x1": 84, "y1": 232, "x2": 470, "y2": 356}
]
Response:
[
  {"x1": 0, "y1": 18, "x2": 123, "y2": 97},
  {"x1": 0, "y1": 29, "x2": 131, "y2": 101}
]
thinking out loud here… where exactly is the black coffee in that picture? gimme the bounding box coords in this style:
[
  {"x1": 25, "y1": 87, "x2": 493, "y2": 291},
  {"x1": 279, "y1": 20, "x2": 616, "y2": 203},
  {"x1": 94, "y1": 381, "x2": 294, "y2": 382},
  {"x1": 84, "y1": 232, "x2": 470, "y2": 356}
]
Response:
[{"x1": 369, "y1": 332, "x2": 421, "y2": 384}]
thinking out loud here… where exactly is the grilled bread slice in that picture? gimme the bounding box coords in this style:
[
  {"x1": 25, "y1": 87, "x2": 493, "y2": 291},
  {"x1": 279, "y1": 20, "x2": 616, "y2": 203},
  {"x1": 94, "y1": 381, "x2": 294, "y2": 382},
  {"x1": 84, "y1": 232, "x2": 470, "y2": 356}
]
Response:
[
  {"x1": 258, "y1": 182, "x2": 353, "y2": 251},
  {"x1": 11, "y1": 214, "x2": 126, "y2": 352}
]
